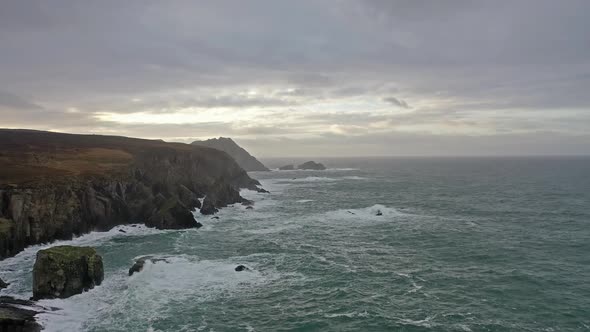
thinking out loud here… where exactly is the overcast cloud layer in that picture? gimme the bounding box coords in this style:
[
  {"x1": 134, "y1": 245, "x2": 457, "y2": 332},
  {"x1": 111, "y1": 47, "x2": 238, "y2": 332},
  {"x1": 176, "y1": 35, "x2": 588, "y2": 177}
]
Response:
[{"x1": 1, "y1": 0, "x2": 589, "y2": 156}]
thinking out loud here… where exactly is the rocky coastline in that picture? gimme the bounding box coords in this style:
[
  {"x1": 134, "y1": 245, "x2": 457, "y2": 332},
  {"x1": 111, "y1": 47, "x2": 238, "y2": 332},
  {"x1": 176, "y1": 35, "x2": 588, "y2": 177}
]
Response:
[{"x1": 0, "y1": 130, "x2": 265, "y2": 259}]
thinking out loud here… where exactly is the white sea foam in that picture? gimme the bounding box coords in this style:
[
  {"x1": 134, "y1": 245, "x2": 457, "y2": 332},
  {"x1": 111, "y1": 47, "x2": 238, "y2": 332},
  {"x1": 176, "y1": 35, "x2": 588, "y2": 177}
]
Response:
[
  {"x1": 0, "y1": 224, "x2": 164, "y2": 297},
  {"x1": 296, "y1": 199, "x2": 315, "y2": 203},
  {"x1": 324, "y1": 204, "x2": 403, "y2": 222},
  {"x1": 36, "y1": 255, "x2": 277, "y2": 332},
  {"x1": 324, "y1": 311, "x2": 370, "y2": 318}
]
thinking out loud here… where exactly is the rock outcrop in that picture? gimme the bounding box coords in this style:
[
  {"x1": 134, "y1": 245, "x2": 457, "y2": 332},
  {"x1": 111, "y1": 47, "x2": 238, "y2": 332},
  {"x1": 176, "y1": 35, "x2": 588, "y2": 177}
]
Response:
[
  {"x1": 0, "y1": 129, "x2": 264, "y2": 259},
  {"x1": 0, "y1": 278, "x2": 7, "y2": 290},
  {"x1": 0, "y1": 297, "x2": 42, "y2": 332},
  {"x1": 278, "y1": 164, "x2": 295, "y2": 170},
  {"x1": 32, "y1": 245, "x2": 104, "y2": 300},
  {"x1": 297, "y1": 161, "x2": 327, "y2": 170},
  {"x1": 192, "y1": 137, "x2": 269, "y2": 171},
  {"x1": 128, "y1": 256, "x2": 169, "y2": 276}
]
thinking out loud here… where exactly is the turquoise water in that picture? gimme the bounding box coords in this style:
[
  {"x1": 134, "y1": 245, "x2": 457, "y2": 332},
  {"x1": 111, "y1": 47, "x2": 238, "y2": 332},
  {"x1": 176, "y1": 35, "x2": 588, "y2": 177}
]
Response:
[{"x1": 2, "y1": 157, "x2": 589, "y2": 331}]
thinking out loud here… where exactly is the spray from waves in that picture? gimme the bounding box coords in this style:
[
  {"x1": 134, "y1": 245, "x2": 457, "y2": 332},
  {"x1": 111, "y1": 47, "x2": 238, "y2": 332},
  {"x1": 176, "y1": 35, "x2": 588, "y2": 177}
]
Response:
[
  {"x1": 0, "y1": 224, "x2": 165, "y2": 298},
  {"x1": 324, "y1": 204, "x2": 404, "y2": 222},
  {"x1": 36, "y1": 255, "x2": 278, "y2": 332}
]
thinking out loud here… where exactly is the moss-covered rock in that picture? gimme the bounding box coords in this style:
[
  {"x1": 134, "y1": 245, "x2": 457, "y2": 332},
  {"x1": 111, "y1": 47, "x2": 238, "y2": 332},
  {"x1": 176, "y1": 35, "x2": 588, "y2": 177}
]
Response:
[{"x1": 32, "y1": 245, "x2": 104, "y2": 300}]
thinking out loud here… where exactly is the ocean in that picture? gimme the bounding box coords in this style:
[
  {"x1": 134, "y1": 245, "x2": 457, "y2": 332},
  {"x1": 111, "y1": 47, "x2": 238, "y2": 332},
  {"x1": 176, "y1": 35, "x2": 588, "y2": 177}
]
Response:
[{"x1": 1, "y1": 157, "x2": 589, "y2": 331}]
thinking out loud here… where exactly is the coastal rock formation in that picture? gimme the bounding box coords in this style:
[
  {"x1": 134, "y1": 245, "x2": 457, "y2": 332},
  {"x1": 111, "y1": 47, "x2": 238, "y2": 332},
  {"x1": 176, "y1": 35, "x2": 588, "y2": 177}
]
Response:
[
  {"x1": 278, "y1": 164, "x2": 295, "y2": 170},
  {"x1": 235, "y1": 265, "x2": 249, "y2": 272},
  {"x1": 32, "y1": 245, "x2": 104, "y2": 300},
  {"x1": 0, "y1": 297, "x2": 42, "y2": 332},
  {"x1": 0, "y1": 278, "x2": 7, "y2": 290},
  {"x1": 128, "y1": 256, "x2": 169, "y2": 276},
  {"x1": 297, "y1": 161, "x2": 327, "y2": 170},
  {"x1": 0, "y1": 129, "x2": 263, "y2": 259},
  {"x1": 192, "y1": 137, "x2": 270, "y2": 171}
]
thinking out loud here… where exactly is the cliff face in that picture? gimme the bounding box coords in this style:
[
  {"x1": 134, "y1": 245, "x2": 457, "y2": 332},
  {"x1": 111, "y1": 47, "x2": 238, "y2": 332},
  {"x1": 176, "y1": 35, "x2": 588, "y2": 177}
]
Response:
[
  {"x1": 0, "y1": 130, "x2": 262, "y2": 259},
  {"x1": 192, "y1": 137, "x2": 270, "y2": 172}
]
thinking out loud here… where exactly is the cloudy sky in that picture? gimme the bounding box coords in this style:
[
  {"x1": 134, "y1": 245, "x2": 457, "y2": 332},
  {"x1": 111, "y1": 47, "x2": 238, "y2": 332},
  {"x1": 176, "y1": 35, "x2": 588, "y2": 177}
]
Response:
[{"x1": 1, "y1": 0, "x2": 589, "y2": 157}]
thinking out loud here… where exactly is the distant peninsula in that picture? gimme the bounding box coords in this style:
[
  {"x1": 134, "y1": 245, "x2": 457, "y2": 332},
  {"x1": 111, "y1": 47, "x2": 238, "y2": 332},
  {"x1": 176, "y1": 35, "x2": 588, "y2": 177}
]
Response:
[{"x1": 192, "y1": 137, "x2": 270, "y2": 172}]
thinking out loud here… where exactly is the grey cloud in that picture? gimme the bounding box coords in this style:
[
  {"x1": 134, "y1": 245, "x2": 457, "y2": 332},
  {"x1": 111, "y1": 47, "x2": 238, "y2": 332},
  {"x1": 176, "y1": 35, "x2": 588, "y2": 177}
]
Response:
[{"x1": 383, "y1": 97, "x2": 410, "y2": 109}]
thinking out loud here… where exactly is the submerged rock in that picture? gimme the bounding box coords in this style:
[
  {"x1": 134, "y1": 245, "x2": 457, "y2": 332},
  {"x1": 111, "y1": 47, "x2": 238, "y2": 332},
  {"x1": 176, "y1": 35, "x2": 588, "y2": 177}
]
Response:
[
  {"x1": 32, "y1": 245, "x2": 104, "y2": 300},
  {"x1": 235, "y1": 265, "x2": 249, "y2": 272},
  {"x1": 245, "y1": 206, "x2": 254, "y2": 210},
  {"x1": 297, "y1": 161, "x2": 326, "y2": 170}
]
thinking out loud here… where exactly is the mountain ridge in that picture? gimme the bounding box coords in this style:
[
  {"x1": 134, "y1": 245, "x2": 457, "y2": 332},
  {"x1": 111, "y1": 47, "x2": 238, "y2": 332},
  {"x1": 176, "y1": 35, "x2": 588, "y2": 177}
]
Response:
[{"x1": 192, "y1": 137, "x2": 270, "y2": 172}]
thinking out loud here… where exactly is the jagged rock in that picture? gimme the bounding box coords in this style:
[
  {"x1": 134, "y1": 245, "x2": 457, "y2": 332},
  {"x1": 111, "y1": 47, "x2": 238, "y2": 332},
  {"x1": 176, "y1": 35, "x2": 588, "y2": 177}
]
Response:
[
  {"x1": 200, "y1": 197, "x2": 219, "y2": 215},
  {"x1": 297, "y1": 161, "x2": 326, "y2": 170},
  {"x1": 211, "y1": 216, "x2": 220, "y2": 220},
  {"x1": 0, "y1": 278, "x2": 8, "y2": 290},
  {"x1": 245, "y1": 206, "x2": 254, "y2": 210},
  {"x1": 32, "y1": 246, "x2": 104, "y2": 300},
  {"x1": 0, "y1": 297, "x2": 41, "y2": 332},
  {"x1": 118, "y1": 229, "x2": 127, "y2": 233},
  {"x1": 376, "y1": 210, "x2": 383, "y2": 216},
  {"x1": 279, "y1": 164, "x2": 295, "y2": 170},
  {"x1": 256, "y1": 187, "x2": 270, "y2": 193},
  {"x1": 146, "y1": 197, "x2": 199, "y2": 229},
  {"x1": 128, "y1": 256, "x2": 170, "y2": 276},
  {"x1": 235, "y1": 265, "x2": 249, "y2": 272}
]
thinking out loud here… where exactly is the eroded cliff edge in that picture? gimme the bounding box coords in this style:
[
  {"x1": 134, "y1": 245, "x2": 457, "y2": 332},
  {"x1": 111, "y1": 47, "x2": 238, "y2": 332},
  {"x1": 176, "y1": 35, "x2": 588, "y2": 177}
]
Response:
[{"x1": 0, "y1": 129, "x2": 262, "y2": 259}]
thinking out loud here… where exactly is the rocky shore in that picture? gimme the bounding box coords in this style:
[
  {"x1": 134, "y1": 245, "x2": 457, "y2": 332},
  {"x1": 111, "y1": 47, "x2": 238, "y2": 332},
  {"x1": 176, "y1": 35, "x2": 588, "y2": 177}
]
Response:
[{"x1": 0, "y1": 129, "x2": 265, "y2": 259}]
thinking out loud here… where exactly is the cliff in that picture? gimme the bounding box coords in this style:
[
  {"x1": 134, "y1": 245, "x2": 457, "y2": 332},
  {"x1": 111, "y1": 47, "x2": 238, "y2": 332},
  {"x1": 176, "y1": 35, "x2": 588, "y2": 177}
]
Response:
[
  {"x1": 192, "y1": 137, "x2": 269, "y2": 172},
  {"x1": 0, "y1": 129, "x2": 263, "y2": 259}
]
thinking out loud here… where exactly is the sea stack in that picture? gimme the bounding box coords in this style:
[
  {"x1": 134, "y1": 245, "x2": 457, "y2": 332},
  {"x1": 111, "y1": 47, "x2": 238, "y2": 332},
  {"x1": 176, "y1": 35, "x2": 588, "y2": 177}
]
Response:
[
  {"x1": 32, "y1": 246, "x2": 104, "y2": 300},
  {"x1": 297, "y1": 161, "x2": 327, "y2": 170}
]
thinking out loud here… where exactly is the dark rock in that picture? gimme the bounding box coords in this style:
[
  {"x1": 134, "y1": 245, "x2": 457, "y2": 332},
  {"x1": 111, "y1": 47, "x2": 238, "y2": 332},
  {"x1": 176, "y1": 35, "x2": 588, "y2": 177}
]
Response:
[
  {"x1": 146, "y1": 197, "x2": 199, "y2": 229},
  {"x1": 256, "y1": 187, "x2": 270, "y2": 193},
  {"x1": 118, "y1": 229, "x2": 127, "y2": 233},
  {"x1": 347, "y1": 211, "x2": 356, "y2": 215},
  {"x1": 199, "y1": 197, "x2": 219, "y2": 215},
  {"x1": 0, "y1": 296, "x2": 42, "y2": 332},
  {"x1": 241, "y1": 199, "x2": 253, "y2": 206},
  {"x1": 0, "y1": 278, "x2": 8, "y2": 290},
  {"x1": 32, "y1": 245, "x2": 104, "y2": 300},
  {"x1": 0, "y1": 129, "x2": 260, "y2": 259},
  {"x1": 245, "y1": 206, "x2": 254, "y2": 210},
  {"x1": 129, "y1": 256, "x2": 170, "y2": 276},
  {"x1": 235, "y1": 265, "x2": 249, "y2": 272},
  {"x1": 297, "y1": 161, "x2": 326, "y2": 170},
  {"x1": 278, "y1": 164, "x2": 295, "y2": 171},
  {"x1": 128, "y1": 259, "x2": 146, "y2": 276},
  {"x1": 211, "y1": 216, "x2": 220, "y2": 220},
  {"x1": 376, "y1": 210, "x2": 383, "y2": 216}
]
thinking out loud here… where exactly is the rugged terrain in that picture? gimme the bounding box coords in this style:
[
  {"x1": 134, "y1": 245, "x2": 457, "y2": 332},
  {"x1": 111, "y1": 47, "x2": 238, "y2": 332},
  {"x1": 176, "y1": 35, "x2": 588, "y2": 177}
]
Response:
[
  {"x1": 192, "y1": 137, "x2": 269, "y2": 171},
  {"x1": 0, "y1": 129, "x2": 262, "y2": 259}
]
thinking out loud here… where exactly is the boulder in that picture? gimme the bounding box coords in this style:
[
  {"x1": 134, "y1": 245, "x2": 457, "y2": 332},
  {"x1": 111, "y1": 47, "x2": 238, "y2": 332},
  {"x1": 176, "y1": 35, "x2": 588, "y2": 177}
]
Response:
[
  {"x1": 235, "y1": 265, "x2": 249, "y2": 272},
  {"x1": 32, "y1": 246, "x2": 104, "y2": 300},
  {"x1": 278, "y1": 164, "x2": 295, "y2": 170},
  {"x1": 297, "y1": 161, "x2": 326, "y2": 170},
  {"x1": 129, "y1": 256, "x2": 170, "y2": 276}
]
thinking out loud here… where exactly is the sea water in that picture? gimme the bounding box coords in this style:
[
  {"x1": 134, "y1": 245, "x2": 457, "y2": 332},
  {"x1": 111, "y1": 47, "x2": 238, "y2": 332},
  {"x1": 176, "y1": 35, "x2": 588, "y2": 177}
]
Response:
[{"x1": 1, "y1": 157, "x2": 589, "y2": 331}]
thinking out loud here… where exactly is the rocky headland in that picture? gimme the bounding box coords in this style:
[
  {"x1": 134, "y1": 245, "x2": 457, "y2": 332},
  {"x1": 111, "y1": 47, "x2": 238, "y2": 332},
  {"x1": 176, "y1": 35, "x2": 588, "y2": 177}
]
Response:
[
  {"x1": 192, "y1": 137, "x2": 269, "y2": 172},
  {"x1": 0, "y1": 129, "x2": 264, "y2": 259}
]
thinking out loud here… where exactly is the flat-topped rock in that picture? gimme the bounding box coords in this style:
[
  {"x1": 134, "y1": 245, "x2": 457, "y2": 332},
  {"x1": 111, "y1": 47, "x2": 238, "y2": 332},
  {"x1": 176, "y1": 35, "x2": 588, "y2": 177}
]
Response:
[{"x1": 33, "y1": 245, "x2": 104, "y2": 300}]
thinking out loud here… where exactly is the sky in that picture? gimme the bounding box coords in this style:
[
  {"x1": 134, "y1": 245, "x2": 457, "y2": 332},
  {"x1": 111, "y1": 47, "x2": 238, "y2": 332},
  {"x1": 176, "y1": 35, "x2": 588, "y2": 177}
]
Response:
[{"x1": 1, "y1": 0, "x2": 589, "y2": 157}]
